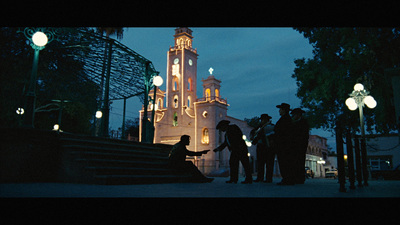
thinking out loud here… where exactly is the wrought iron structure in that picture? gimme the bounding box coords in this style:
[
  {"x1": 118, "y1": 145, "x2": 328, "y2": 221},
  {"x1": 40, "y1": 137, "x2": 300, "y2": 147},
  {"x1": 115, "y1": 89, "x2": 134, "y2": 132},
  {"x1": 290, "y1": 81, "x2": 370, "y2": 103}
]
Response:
[{"x1": 19, "y1": 27, "x2": 159, "y2": 139}]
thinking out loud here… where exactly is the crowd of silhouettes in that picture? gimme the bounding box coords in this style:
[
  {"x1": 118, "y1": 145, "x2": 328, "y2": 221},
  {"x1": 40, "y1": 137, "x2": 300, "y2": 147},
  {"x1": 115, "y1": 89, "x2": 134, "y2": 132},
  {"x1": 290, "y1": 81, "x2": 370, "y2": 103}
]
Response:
[{"x1": 168, "y1": 102, "x2": 309, "y2": 185}]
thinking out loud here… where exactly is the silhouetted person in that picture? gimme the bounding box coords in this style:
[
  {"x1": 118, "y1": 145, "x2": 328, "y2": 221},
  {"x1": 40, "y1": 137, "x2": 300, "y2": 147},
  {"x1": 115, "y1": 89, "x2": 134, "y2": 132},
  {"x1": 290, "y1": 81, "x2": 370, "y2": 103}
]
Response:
[
  {"x1": 168, "y1": 135, "x2": 213, "y2": 183},
  {"x1": 213, "y1": 120, "x2": 253, "y2": 184},
  {"x1": 274, "y1": 103, "x2": 295, "y2": 185},
  {"x1": 291, "y1": 108, "x2": 309, "y2": 184},
  {"x1": 251, "y1": 114, "x2": 275, "y2": 182}
]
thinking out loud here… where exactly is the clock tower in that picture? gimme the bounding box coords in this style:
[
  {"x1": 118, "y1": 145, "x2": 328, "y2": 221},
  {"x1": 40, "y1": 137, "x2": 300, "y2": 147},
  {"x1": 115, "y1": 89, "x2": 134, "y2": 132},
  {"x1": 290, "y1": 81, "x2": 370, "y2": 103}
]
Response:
[
  {"x1": 167, "y1": 27, "x2": 198, "y2": 113},
  {"x1": 152, "y1": 27, "x2": 199, "y2": 145},
  {"x1": 144, "y1": 27, "x2": 255, "y2": 176}
]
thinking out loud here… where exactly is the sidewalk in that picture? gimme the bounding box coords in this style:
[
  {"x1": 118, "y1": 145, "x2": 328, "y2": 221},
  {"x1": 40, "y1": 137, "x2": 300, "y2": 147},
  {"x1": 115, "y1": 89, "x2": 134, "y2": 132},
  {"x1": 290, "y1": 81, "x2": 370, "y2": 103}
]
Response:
[{"x1": 1, "y1": 177, "x2": 400, "y2": 198}]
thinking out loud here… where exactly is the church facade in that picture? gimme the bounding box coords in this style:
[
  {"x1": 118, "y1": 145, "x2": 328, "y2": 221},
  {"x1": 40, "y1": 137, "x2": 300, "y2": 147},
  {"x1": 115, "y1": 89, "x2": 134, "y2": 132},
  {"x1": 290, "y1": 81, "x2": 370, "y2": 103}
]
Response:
[{"x1": 139, "y1": 27, "x2": 256, "y2": 175}]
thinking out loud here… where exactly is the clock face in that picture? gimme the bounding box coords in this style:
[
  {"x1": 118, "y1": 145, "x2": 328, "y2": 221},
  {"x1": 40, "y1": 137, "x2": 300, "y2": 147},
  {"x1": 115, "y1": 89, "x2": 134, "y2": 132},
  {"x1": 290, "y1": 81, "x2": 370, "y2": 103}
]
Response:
[
  {"x1": 188, "y1": 59, "x2": 193, "y2": 66},
  {"x1": 174, "y1": 58, "x2": 179, "y2": 64}
]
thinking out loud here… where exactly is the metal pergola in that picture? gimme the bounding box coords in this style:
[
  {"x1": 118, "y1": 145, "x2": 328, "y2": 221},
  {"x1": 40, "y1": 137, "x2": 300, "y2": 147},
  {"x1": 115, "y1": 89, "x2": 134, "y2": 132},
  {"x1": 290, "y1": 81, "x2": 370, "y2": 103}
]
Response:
[{"x1": 21, "y1": 27, "x2": 159, "y2": 141}]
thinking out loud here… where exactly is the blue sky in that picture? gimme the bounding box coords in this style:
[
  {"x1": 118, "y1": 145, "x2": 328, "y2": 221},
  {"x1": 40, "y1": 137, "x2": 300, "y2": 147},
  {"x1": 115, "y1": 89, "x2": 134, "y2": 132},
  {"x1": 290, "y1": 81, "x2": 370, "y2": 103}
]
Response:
[{"x1": 108, "y1": 27, "x2": 336, "y2": 151}]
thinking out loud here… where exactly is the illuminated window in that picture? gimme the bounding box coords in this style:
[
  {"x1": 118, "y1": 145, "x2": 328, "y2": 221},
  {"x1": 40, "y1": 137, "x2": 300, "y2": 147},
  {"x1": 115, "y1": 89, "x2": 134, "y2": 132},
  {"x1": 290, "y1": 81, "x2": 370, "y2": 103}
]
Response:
[
  {"x1": 205, "y1": 88, "x2": 211, "y2": 101},
  {"x1": 157, "y1": 98, "x2": 162, "y2": 109},
  {"x1": 172, "y1": 76, "x2": 179, "y2": 91},
  {"x1": 173, "y1": 112, "x2": 178, "y2": 126},
  {"x1": 202, "y1": 128, "x2": 209, "y2": 144},
  {"x1": 172, "y1": 64, "x2": 179, "y2": 76},
  {"x1": 187, "y1": 78, "x2": 192, "y2": 91},
  {"x1": 187, "y1": 96, "x2": 191, "y2": 108},
  {"x1": 202, "y1": 111, "x2": 208, "y2": 118},
  {"x1": 215, "y1": 89, "x2": 219, "y2": 99}
]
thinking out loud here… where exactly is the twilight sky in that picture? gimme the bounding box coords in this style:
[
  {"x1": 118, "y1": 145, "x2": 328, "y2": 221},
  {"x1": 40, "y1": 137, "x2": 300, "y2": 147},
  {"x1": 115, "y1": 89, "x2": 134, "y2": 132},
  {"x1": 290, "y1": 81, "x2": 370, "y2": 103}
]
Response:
[{"x1": 108, "y1": 27, "x2": 336, "y2": 150}]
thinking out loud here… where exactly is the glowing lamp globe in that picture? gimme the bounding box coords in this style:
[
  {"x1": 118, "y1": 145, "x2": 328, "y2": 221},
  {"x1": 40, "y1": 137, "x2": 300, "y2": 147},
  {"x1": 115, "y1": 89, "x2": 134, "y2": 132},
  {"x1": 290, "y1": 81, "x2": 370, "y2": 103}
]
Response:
[
  {"x1": 354, "y1": 83, "x2": 364, "y2": 91},
  {"x1": 364, "y1": 96, "x2": 377, "y2": 109},
  {"x1": 345, "y1": 98, "x2": 358, "y2": 111},
  {"x1": 153, "y1": 75, "x2": 163, "y2": 87},
  {"x1": 95, "y1": 111, "x2": 103, "y2": 119},
  {"x1": 32, "y1": 32, "x2": 48, "y2": 47}
]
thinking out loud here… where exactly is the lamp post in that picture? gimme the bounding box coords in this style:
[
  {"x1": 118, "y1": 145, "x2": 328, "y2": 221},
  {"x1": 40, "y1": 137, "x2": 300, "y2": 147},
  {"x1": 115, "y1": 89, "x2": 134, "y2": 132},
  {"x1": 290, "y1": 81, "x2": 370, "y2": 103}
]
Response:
[
  {"x1": 94, "y1": 110, "x2": 103, "y2": 136},
  {"x1": 20, "y1": 28, "x2": 57, "y2": 128},
  {"x1": 149, "y1": 75, "x2": 163, "y2": 143},
  {"x1": 345, "y1": 83, "x2": 377, "y2": 186}
]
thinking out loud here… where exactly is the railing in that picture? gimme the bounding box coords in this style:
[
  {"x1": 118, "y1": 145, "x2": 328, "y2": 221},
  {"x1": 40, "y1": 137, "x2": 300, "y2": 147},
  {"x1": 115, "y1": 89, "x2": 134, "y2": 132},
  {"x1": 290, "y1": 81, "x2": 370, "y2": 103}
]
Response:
[
  {"x1": 197, "y1": 96, "x2": 227, "y2": 104},
  {"x1": 169, "y1": 45, "x2": 197, "y2": 54}
]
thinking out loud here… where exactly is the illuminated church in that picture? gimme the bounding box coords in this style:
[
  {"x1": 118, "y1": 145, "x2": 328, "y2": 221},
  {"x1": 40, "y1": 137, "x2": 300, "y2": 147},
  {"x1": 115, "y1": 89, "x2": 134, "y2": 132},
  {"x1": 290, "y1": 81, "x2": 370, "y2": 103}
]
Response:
[{"x1": 139, "y1": 27, "x2": 256, "y2": 175}]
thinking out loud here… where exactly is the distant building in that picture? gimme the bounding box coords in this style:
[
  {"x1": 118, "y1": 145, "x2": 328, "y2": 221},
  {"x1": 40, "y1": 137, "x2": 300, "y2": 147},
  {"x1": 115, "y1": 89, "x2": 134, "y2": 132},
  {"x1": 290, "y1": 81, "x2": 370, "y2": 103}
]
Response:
[
  {"x1": 306, "y1": 135, "x2": 330, "y2": 177},
  {"x1": 365, "y1": 134, "x2": 400, "y2": 170},
  {"x1": 139, "y1": 27, "x2": 256, "y2": 175}
]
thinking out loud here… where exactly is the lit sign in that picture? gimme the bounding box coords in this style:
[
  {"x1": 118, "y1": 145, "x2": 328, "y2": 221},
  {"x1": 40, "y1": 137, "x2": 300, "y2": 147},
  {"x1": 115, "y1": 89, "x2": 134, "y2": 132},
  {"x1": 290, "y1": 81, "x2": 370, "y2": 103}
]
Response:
[{"x1": 172, "y1": 64, "x2": 179, "y2": 76}]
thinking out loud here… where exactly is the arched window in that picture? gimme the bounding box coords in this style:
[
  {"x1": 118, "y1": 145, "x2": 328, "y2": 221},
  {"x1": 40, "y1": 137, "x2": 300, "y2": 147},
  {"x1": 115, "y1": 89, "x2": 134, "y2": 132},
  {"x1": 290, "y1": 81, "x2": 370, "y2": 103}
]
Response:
[
  {"x1": 173, "y1": 112, "x2": 178, "y2": 127},
  {"x1": 157, "y1": 98, "x2": 162, "y2": 109},
  {"x1": 215, "y1": 89, "x2": 219, "y2": 99},
  {"x1": 202, "y1": 128, "x2": 209, "y2": 144},
  {"x1": 187, "y1": 78, "x2": 192, "y2": 91},
  {"x1": 173, "y1": 95, "x2": 178, "y2": 108},
  {"x1": 172, "y1": 76, "x2": 179, "y2": 91},
  {"x1": 187, "y1": 96, "x2": 191, "y2": 108},
  {"x1": 205, "y1": 88, "x2": 211, "y2": 101}
]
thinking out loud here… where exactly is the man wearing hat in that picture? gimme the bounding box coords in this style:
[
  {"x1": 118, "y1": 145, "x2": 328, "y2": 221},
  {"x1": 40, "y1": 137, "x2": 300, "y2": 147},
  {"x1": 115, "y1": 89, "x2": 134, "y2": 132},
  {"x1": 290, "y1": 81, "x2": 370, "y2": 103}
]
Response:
[
  {"x1": 250, "y1": 114, "x2": 275, "y2": 182},
  {"x1": 168, "y1": 135, "x2": 213, "y2": 183},
  {"x1": 274, "y1": 103, "x2": 295, "y2": 185},
  {"x1": 291, "y1": 108, "x2": 309, "y2": 184},
  {"x1": 213, "y1": 120, "x2": 253, "y2": 184}
]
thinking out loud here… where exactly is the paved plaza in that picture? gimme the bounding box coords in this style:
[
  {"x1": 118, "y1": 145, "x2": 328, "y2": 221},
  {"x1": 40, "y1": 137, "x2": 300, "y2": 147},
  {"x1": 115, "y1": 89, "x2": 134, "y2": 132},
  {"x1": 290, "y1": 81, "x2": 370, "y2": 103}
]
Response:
[{"x1": 1, "y1": 177, "x2": 400, "y2": 198}]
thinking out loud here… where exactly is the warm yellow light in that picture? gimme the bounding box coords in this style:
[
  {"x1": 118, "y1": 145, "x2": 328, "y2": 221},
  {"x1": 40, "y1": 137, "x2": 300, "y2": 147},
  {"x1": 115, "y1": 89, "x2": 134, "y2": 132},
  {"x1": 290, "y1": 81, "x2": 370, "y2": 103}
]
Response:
[
  {"x1": 16, "y1": 108, "x2": 24, "y2": 115},
  {"x1": 345, "y1": 98, "x2": 358, "y2": 111},
  {"x1": 53, "y1": 124, "x2": 60, "y2": 131},
  {"x1": 95, "y1": 111, "x2": 103, "y2": 119},
  {"x1": 32, "y1": 31, "x2": 48, "y2": 47},
  {"x1": 344, "y1": 155, "x2": 348, "y2": 160},
  {"x1": 364, "y1": 96, "x2": 377, "y2": 109},
  {"x1": 354, "y1": 83, "x2": 364, "y2": 91}
]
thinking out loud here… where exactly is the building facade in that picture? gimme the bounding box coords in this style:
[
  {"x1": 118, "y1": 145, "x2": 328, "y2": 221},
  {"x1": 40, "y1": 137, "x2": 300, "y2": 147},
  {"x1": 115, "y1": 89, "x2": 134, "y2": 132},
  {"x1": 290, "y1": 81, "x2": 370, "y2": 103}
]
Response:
[
  {"x1": 139, "y1": 27, "x2": 256, "y2": 175},
  {"x1": 306, "y1": 135, "x2": 330, "y2": 177},
  {"x1": 365, "y1": 134, "x2": 400, "y2": 171}
]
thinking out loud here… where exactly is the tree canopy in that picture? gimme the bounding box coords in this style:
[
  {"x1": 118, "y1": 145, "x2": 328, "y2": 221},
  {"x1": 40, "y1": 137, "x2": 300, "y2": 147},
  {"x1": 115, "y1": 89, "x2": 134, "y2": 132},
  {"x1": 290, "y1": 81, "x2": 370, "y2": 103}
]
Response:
[{"x1": 292, "y1": 27, "x2": 399, "y2": 135}]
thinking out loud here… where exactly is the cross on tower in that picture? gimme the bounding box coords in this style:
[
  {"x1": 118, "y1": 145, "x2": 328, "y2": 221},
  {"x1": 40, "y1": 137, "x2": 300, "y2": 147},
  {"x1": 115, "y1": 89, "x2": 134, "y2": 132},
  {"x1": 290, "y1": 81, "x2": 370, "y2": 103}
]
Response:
[{"x1": 209, "y1": 67, "x2": 214, "y2": 75}]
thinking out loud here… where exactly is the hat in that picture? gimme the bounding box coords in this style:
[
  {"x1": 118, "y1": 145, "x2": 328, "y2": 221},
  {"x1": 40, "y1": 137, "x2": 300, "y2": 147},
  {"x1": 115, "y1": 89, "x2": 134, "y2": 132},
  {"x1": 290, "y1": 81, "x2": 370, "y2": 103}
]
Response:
[
  {"x1": 260, "y1": 114, "x2": 272, "y2": 120},
  {"x1": 291, "y1": 108, "x2": 305, "y2": 115},
  {"x1": 216, "y1": 120, "x2": 230, "y2": 130},
  {"x1": 276, "y1": 103, "x2": 291, "y2": 110}
]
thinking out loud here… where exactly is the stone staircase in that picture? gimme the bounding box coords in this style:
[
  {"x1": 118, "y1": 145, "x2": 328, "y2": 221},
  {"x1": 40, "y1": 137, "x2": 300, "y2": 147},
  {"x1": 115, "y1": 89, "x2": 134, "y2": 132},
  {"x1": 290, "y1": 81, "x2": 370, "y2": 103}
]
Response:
[
  {"x1": 0, "y1": 128, "x2": 199, "y2": 185},
  {"x1": 59, "y1": 133, "x2": 196, "y2": 185}
]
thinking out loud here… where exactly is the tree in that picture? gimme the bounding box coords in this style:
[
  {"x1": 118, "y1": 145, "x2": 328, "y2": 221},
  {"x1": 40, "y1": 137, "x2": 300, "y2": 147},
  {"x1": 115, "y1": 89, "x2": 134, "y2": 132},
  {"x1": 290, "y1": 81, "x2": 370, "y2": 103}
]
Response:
[
  {"x1": 244, "y1": 116, "x2": 260, "y2": 128},
  {"x1": 95, "y1": 27, "x2": 124, "y2": 40},
  {"x1": 125, "y1": 118, "x2": 140, "y2": 140},
  {"x1": 292, "y1": 27, "x2": 399, "y2": 135}
]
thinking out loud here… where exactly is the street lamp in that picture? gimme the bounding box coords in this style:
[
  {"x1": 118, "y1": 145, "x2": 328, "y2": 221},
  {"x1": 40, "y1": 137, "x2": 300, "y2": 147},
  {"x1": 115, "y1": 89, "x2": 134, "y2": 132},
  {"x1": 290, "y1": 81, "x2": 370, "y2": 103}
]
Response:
[
  {"x1": 345, "y1": 83, "x2": 377, "y2": 135},
  {"x1": 345, "y1": 83, "x2": 377, "y2": 186},
  {"x1": 20, "y1": 28, "x2": 56, "y2": 128},
  {"x1": 95, "y1": 110, "x2": 103, "y2": 119},
  {"x1": 149, "y1": 75, "x2": 163, "y2": 143}
]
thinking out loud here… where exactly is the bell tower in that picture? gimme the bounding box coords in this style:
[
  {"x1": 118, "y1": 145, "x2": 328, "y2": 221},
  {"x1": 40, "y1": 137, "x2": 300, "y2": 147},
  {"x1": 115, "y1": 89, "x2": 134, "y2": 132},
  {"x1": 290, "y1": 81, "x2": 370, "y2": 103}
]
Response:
[{"x1": 166, "y1": 27, "x2": 198, "y2": 119}]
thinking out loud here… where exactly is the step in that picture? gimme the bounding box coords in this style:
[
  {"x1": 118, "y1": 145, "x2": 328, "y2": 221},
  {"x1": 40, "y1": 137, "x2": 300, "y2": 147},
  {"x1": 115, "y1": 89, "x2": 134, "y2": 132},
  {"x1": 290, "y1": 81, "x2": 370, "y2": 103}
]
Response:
[
  {"x1": 93, "y1": 174, "x2": 197, "y2": 185},
  {"x1": 75, "y1": 158, "x2": 169, "y2": 169},
  {"x1": 85, "y1": 166, "x2": 175, "y2": 176},
  {"x1": 60, "y1": 137, "x2": 169, "y2": 154},
  {"x1": 68, "y1": 150, "x2": 169, "y2": 163}
]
